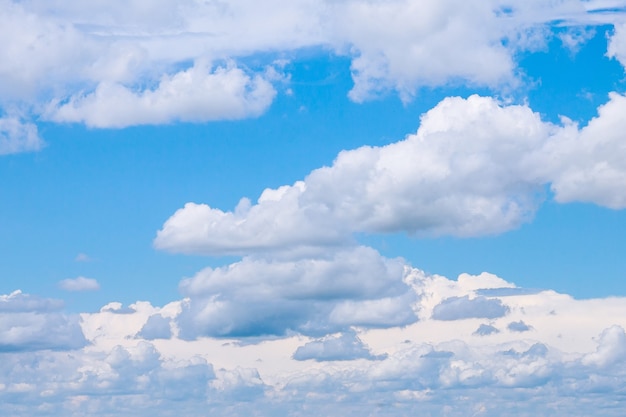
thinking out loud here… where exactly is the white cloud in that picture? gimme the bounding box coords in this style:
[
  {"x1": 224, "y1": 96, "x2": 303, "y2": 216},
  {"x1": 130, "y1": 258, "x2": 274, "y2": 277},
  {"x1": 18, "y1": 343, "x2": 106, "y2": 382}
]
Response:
[
  {"x1": 0, "y1": 291, "x2": 86, "y2": 351},
  {"x1": 176, "y1": 246, "x2": 416, "y2": 338},
  {"x1": 0, "y1": 0, "x2": 619, "y2": 132},
  {"x1": 156, "y1": 95, "x2": 557, "y2": 255},
  {"x1": 0, "y1": 290, "x2": 64, "y2": 312},
  {"x1": 4, "y1": 268, "x2": 626, "y2": 415},
  {"x1": 46, "y1": 62, "x2": 276, "y2": 128},
  {"x1": 582, "y1": 325, "x2": 626, "y2": 368},
  {"x1": 545, "y1": 92, "x2": 626, "y2": 208},
  {"x1": 329, "y1": 0, "x2": 517, "y2": 102},
  {"x1": 156, "y1": 92, "x2": 626, "y2": 256},
  {"x1": 58, "y1": 277, "x2": 101, "y2": 292},
  {"x1": 0, "y1": 117, "x2": 44, "y2": 155},
  {"x1": 608, "y1": 21, "x2": 626, "y2": 68}
]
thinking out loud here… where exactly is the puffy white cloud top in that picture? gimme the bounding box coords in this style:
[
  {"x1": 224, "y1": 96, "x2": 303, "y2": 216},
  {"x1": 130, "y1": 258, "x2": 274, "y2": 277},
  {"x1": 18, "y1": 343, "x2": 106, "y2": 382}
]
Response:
[
  {"x1": 155, "y1": 93, "x2": 626, "y2": 255},
  {"x1": 0, "y1": 0, "x2": 622, "y2": 136}
]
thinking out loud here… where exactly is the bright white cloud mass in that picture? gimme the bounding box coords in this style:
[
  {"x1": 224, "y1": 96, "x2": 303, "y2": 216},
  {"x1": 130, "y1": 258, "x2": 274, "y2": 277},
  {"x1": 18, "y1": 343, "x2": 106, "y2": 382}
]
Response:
[{"x1": 3, "y1": 0, "x2": 626, "y2": 416}]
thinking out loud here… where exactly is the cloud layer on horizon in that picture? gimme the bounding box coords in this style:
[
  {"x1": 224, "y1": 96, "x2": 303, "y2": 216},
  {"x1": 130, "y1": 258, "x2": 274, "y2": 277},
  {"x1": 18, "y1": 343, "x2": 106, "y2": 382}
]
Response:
[{"x1": 3, "y1": 265, "x2": 626, "y2": 416}]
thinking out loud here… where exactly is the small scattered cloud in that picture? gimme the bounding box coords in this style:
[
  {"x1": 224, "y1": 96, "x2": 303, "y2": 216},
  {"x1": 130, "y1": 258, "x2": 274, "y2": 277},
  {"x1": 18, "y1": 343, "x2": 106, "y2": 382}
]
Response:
[
  {"x1": 100, "y1": 302, "x2": 136, "y2": 314},
  {"x1": 0, "y1": 117, "x2": 44, "y2": 156},
  {"x1": 46, "y1": 62, "x2": 277, "y2": 128},
  {"x1": 474, "y1": 323, "x2": 500, "y2": 336},
  {"x1": 58, "y1": 276, "x2": 100, "y2": 292},
  {"x1": 508, "y1": 320, "x2": 533, "y2": 332},
  {"x1": 74, "y1": 253, "x2": 93, "y2": 262}
]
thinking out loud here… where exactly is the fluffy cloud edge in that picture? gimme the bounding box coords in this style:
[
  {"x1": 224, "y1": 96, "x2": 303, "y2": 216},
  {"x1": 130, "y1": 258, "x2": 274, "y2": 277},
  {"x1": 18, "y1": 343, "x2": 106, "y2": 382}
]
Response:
[
  {"x1": 155, "y1": 92, "x2": 626, "y2": 256},
  {"x1": 44, "y1": 62, "x2": 277, "y2": 128}
]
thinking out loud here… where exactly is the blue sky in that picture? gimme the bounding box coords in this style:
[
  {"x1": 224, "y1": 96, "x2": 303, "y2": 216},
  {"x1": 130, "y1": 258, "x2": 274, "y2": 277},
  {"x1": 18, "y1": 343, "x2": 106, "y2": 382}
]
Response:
[{"x1": 3, "y1": 1, "x2": 626, "y2": 416}]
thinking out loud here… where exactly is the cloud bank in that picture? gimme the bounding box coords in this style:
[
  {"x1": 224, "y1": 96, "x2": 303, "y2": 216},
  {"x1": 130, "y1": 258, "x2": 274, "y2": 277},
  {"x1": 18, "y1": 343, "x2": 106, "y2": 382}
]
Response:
[
  {"x1": 3, "y1": 267, "x2": 626, "y2": 415},
  {"x1": 1, "y1": 0, "x2": 624, "y2": 141}
]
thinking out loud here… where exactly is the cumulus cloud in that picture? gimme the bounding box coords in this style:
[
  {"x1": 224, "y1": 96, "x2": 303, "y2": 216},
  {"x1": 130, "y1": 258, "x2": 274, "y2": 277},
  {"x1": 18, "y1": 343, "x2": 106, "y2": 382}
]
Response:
[
  {"x1": 545, "y1": 92, "x2": 626, "y2": 208},
  {"x1": 328, "y1": 0, "x2": 520, "y2": 102},
  {"x1": 157, "y1": 92, "x2": 626, "y2": 256},
  {"x1": 0, "y1": 343, "x2": 217, "y2": 416},
  {"x1": 293, "y1": 331, "x2": 385, "y2": 361},
  {"x1": 4, "y1": 270, "x2": 626, "y2": 415},
  {"x1": 58, "y1": 276, "x2": 100, "y2": 292},
  {"x1": 176, "y1": 246, "x2": 416, "y2": 338},
  {"x1": 0, "y1": 291, "x2": 86, "y2": 351},
  {"x1": 0, "y1": 0, "x2": 619, "y2": 133},
  {"x1": 607, "y1": 21, "x2": 626, "y2": 68},
  {"x1": 582, "y1": 325, "x2": 626, "y2": 368},
  {"x1": 155, "y1": 95, "x2": 556, "y2": 254},
  {"x1": 46, "y1": 62, "x2": 276, "y2": 128}
]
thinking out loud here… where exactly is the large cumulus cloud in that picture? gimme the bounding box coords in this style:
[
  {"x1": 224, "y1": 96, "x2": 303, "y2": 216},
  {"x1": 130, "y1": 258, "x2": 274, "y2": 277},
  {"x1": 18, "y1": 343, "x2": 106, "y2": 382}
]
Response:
[
  {"x1": 156, "y1": 93, "x2": 626, "y2": 256},
  {"x1": 176, "y1": 246, "x2": 416, "y2": 338},
  {"x1": 155, "y1": 95, "x2": 556, "y2": 254}
]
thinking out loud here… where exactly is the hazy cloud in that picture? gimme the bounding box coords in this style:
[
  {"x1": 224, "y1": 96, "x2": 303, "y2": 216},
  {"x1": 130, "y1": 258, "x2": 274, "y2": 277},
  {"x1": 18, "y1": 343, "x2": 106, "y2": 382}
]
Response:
[
  {"x1": 58, "y1": 276, "x2": 100, "y2": 292},
  {"x1": 0, "y1": 117, "x2": 43, "y2": 155}
]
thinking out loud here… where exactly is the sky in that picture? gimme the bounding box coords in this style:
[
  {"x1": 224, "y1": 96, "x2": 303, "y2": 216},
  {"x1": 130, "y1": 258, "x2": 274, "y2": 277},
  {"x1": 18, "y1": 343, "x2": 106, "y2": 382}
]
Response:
[{"x1": 2, "y1": 0, "x2": 626, "y2": 415}]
